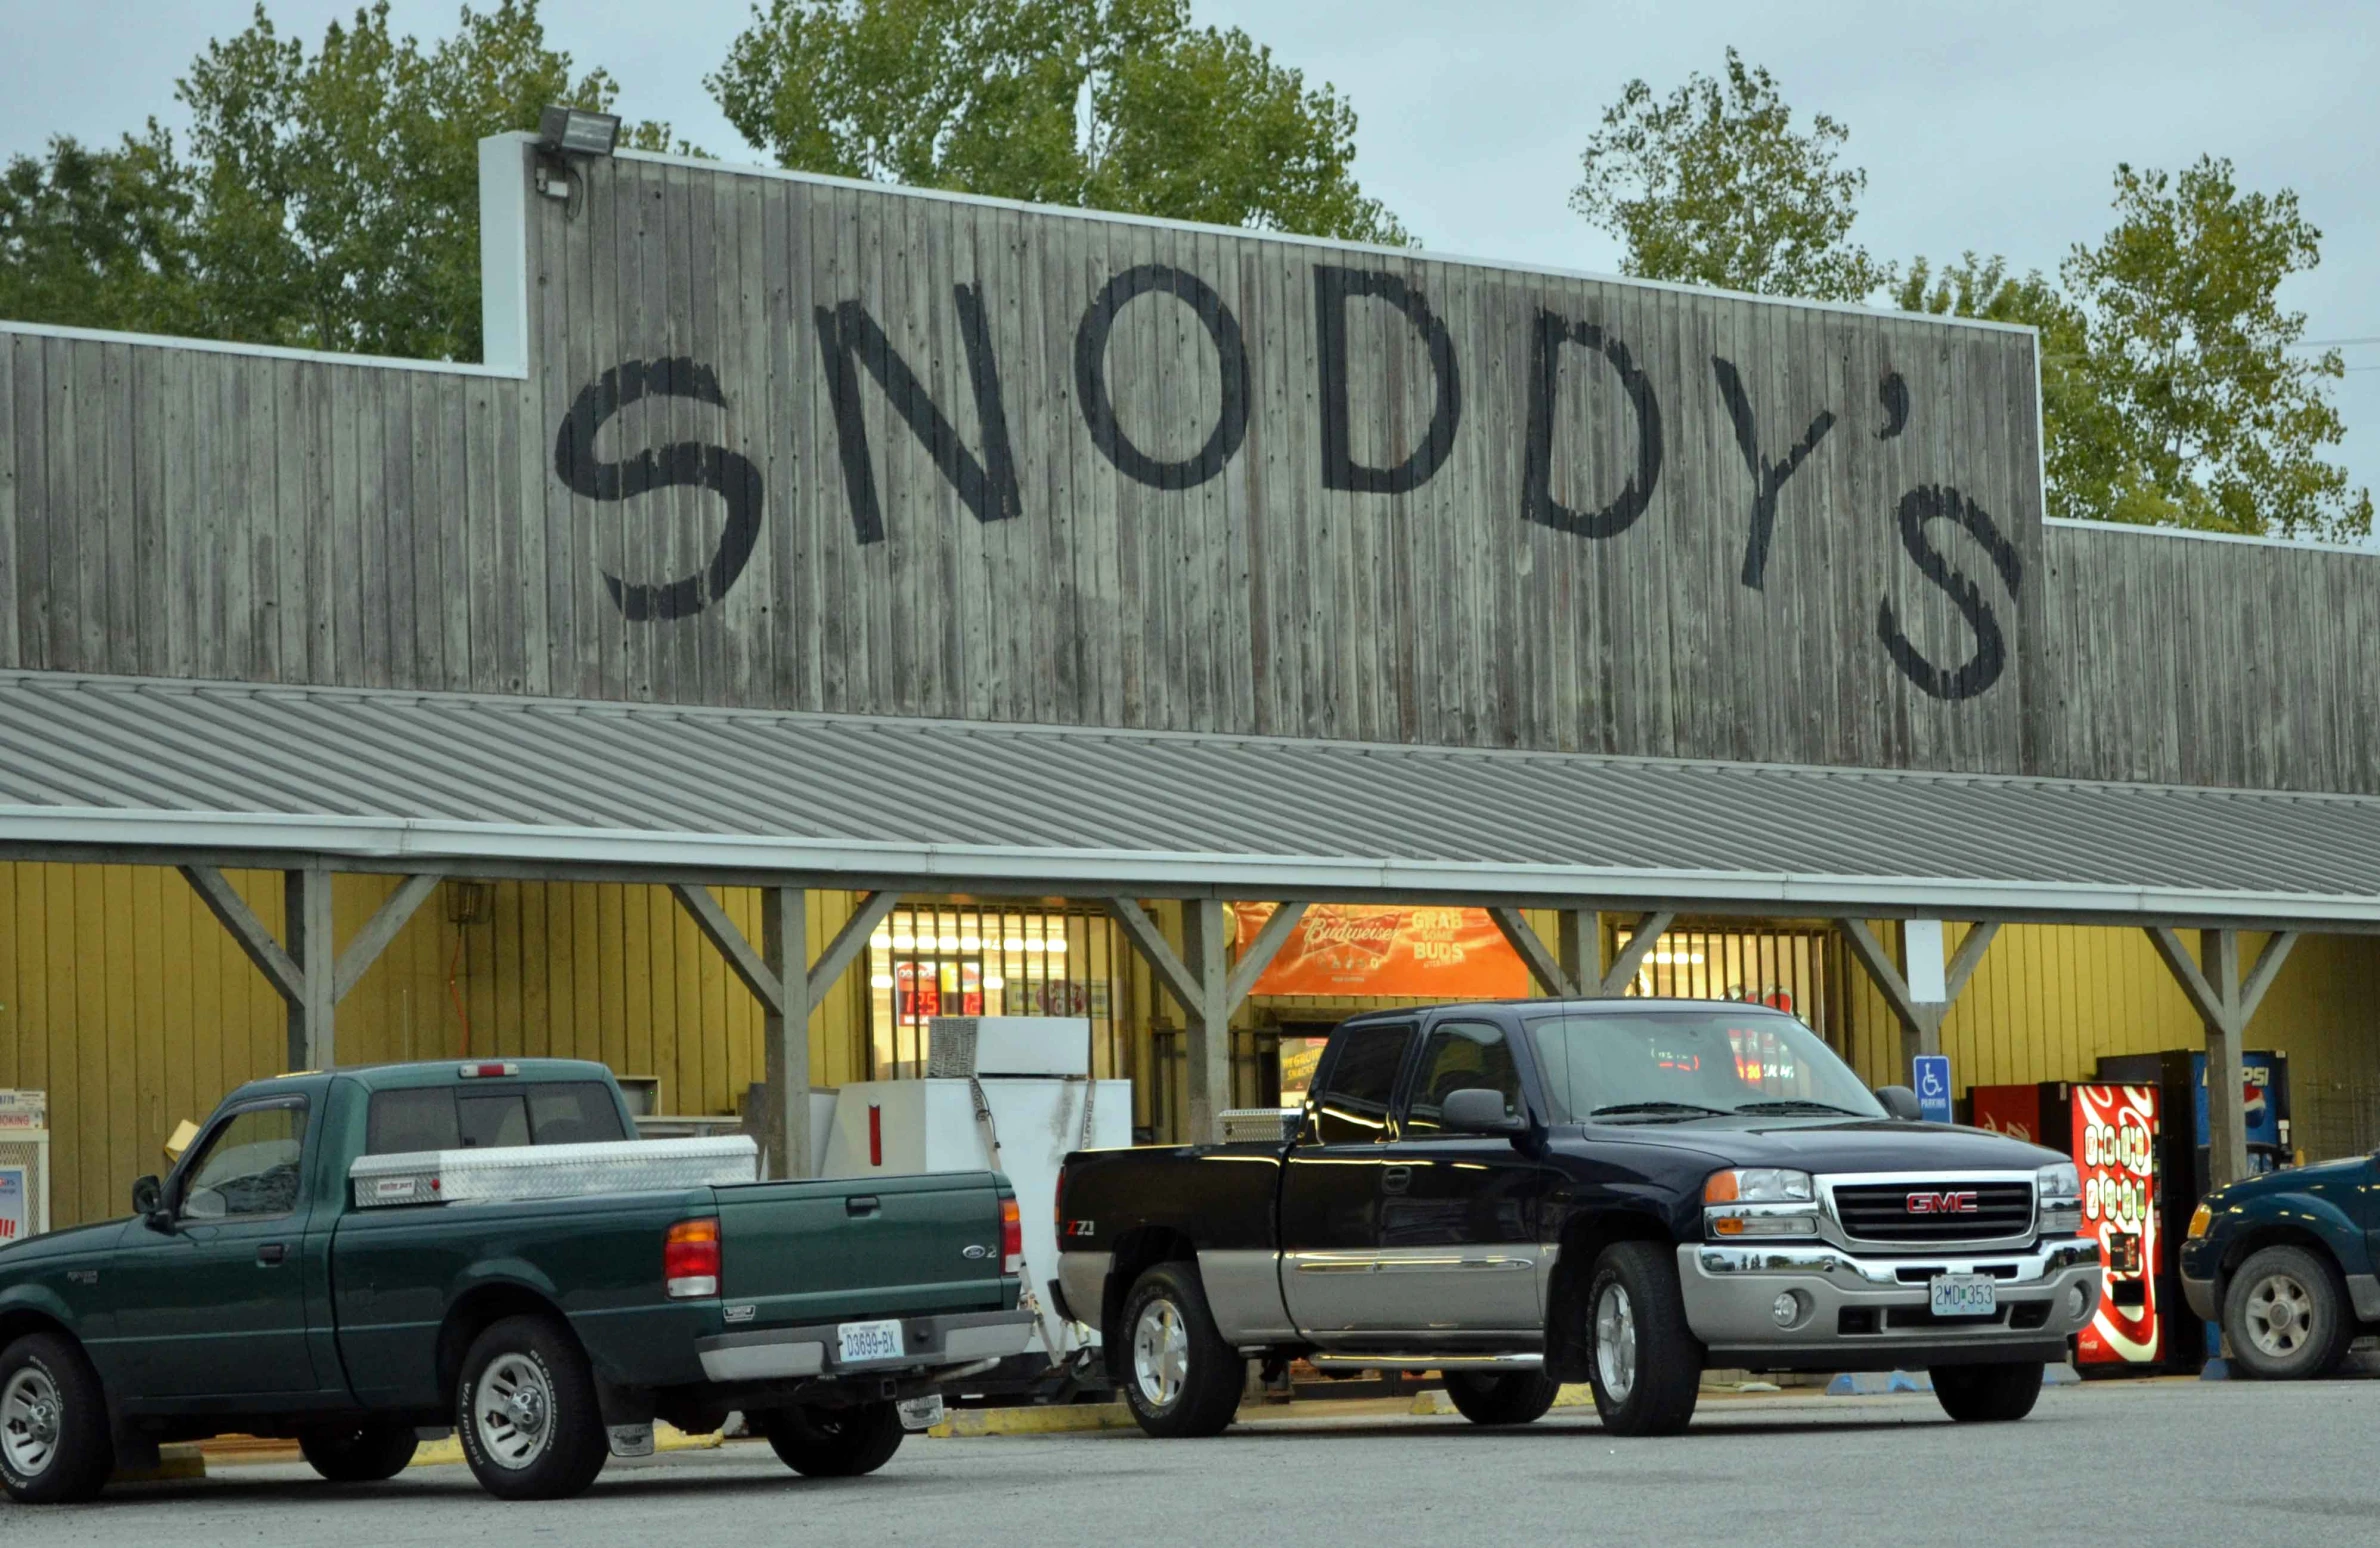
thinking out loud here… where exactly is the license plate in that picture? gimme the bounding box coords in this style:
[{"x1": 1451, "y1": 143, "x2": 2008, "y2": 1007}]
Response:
[
  {"x1": 896, "y1": 1395, "x2": 945, "y2": 1431},
  {"x1": 1929, "y1": 1273, "x2": 1998, "y2": 1317},
  {"x1": 837, "y1": 1318, "x2": 906, "y2": 1364}
]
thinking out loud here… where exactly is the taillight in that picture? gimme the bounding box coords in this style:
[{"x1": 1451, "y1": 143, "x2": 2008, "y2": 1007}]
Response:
[
  {"x1": 458, "y1": 1062, "x2": 518, "y2": 1078},
  {"x1": 665, "y1": 1217, "x2": 720, "y2": 1298},
  {"x1": 1000, "y1": 1197, "x2": 1023, "y2": 1276}
]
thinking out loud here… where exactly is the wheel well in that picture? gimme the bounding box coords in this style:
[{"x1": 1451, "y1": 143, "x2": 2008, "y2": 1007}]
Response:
[
  {"x1": 435, "y1": 1283, "x2": 574, "y2": 1407},
  {"x1": 1099, "y1": 1226, "x2": 1198, "y2": 1368},
  {"x1": 0, "y1": 1308, "x2": 76, "y2": 1356},
  {"x1": 2219, "y1": 1225, "x2": 2341, "y2": 1296},
  {"x1": 1545, "y1": 1212, "x2": 1677, "y2": 1381}
]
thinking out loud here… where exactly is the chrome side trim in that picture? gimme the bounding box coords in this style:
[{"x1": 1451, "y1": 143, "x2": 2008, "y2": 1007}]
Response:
[
  {"x1": 1372, "y1": 1256, "x2": 1535, "y2": 1272},
  {"x1": 1307, "y1": 1353, "x2": 1542, "y2": 1372},
  {"x1": 1197, "y1": 1248, "x2": 1297, "y2": 1341},
  {"x1": 1290, "y1": 1254, "x2": 1378, "y2": 1273}
]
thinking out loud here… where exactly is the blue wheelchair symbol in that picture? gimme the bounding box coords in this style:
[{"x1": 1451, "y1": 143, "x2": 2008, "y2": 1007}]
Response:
[{"x1": 1912, "y1": 1055, "x2": 1953, "y2": 1123}]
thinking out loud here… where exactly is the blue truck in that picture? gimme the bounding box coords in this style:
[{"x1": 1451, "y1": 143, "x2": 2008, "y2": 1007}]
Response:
[{"x1": 2181, "y1": 1151, "x2": 2380, "y2": 1378}]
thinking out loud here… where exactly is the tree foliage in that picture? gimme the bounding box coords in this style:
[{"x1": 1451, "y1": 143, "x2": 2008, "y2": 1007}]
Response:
[
  {"x1": 1905, "y1": 161, "x2": 2370, "y2": 541},
  {"x1": 708, "y1": 0, "x2": 1407, "y2": 244},
  {"x1": 1570, "y1": 48, "x2": 1887, "y2": 300},
  {"x1": 0, "y1": 2, "x2": 684, "y2": 361}
]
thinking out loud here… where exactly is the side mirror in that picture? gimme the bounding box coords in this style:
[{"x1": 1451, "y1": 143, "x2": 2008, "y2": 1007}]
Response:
[
  {"x1": 1875, "y1": 1085, "x2": 1923, "y2": 1122},
  {"x1": 131, "y1": 1174, "x2": 172, "y2": 1230},
  {"x1": 1440, "y1": 1088, "x2": 1527, "y2": 1136}
]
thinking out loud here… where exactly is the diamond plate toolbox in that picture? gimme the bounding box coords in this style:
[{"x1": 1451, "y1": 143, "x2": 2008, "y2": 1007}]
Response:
[{"x1": 349, "y1": 1136, "x2": 758, "y2": 1208}]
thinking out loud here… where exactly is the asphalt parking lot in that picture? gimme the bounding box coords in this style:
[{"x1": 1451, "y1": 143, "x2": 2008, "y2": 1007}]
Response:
[{"x1": 9, "y1": 1378, "x2": 2378, "y2": 1548}]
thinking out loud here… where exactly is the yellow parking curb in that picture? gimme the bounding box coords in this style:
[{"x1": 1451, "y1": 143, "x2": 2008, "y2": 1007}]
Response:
[
  {"x1": 408, "y1": 1422, "x2": 723, "y2": 1468},
  {"x1": 1410, "y1": 1383, "x2": 1595, "y2": 1415},
  {"x1": 927, "y1": 1403, "x2": 1139, "y2": 1438},
  {"x1": 115, "y1": 1444, "x2": 207, "y2": 1483}
]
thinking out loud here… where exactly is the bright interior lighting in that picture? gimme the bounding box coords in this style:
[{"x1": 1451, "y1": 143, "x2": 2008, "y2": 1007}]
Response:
[
  {"x1": 960, "y1": 935, "x2": 982, "y2": 951},
  {"x1": 983, "y1": 974, "x2": 1006, "y2": 989},
  {"x1": 1023, "y1": 940, "x2": 1046, "y2": 952},
  {"x1": 892, "y1": 934, "x2": 915, "y2": 951},
  {"x1": 1044, "y1": 939, "x2": 1067, "y2": 955},
  {"x1": 938, "y1": 934, "x2": 961, "y2": 951},
  {"x1": 869, "y1": 973, "x2": 894, "y2": 989},
  {"x1": 1003, "y1": 937, "x2": 1027, "y2": 952},
  {"x1": 869, "y1": 932, "x2": 892, "y2": 950}
]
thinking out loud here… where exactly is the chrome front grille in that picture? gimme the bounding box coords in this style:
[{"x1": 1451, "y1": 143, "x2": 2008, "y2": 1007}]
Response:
[{"x1": 1829, "y1": 1179, "x2": 2034, "y2": 1245}]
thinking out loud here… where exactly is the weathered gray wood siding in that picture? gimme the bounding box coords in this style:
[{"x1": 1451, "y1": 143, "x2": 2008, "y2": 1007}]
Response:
[{"x1": 2, "y1": 142, "x2": 2371, "y2": 793}]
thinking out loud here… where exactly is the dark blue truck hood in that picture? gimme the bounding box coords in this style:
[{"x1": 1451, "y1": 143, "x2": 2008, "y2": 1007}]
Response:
[{"x1": 1561, "y1": 1116, "x2": 2067, "y2": 1175}]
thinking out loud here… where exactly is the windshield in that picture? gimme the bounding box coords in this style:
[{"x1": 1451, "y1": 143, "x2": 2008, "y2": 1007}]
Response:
[{"x1": 1524, "y1": 1008, "x2": 1885, "y2": 1122}]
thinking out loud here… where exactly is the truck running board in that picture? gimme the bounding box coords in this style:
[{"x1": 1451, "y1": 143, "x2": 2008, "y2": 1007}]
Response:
[{"x1": 1305, "y1": 1353, "x2": 1542, "y2": 1373}]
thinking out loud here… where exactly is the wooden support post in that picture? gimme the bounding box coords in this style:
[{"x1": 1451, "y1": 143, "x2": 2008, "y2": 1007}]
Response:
[
  {"x1": 334, "y1": 874, "x2": 443, "y2": 1001},
  {"x1": 2148, "y1": 926, "x2": 2297, "y2": 1190},
  {"x1": 284, "y1": 866, "x2": 336, "y2": 1070},
  {"x1": 1599, "y1": 912, "x2": 1676, "y2": 998},
  {"x1": 762, "y1": 886, "x2": 810, "y2": 1181},
  {"x1": 1182, "y1": 899, "x2": 1231, "y2": 1145},
  {"x1": 1488, "y1": 907, "x2": 1576, "y2": 998},
  {"x1": 1557, "y1": 911, "x2": 1597, "y2": 995},
  {"x1": 1840, "y1": 919, "x2": 1997, "y2": 1073}
]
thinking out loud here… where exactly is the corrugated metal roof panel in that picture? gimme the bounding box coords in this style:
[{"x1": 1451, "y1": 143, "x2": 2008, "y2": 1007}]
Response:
[{"x1": 3, "y1": 671, "x2": 2378, "y2": 922}]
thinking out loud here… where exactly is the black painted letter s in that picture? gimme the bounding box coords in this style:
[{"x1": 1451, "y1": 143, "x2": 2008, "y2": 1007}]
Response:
[
  {"x1": 553, "y1": 357, "x2": 763, "y2": 622},
  {"x1": 1877, "y1": 484, "x2": 2022, "y2": 701}
]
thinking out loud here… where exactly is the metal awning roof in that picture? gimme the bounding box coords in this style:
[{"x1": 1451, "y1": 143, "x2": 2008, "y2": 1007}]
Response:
[{"x1": 3, "y1": 670, "x2": 2378, "y2": 928}]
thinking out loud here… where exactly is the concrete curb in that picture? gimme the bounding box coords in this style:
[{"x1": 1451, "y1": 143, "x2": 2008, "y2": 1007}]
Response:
[{"x1": 928, "y1": 1403, "x2": 1140, "y2": 1437}]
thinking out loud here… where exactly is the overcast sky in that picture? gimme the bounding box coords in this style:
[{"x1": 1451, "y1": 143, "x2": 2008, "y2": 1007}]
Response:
[{"x1": 6, "y1": 1, "x2": 2375, "y2": 518}]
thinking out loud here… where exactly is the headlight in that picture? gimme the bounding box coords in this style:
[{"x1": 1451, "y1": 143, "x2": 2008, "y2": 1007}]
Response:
[
  {"x1": 2187, "y1": 1203, "x2": 2213, "y2": 1239},
  {"x1": 1704, "y1": 1168, "x2": 1818, "y2": 1238},
  {"x1": 2037, "y1": 1162, "x2": 2082, "y2": 1234},
  {"x1": 1705, "y1": 1168, "x2": 1815, "y2": 1204}
]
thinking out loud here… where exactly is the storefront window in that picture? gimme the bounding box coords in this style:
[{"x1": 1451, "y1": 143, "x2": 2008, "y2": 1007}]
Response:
[
  {"x1": 865, "y1": 905, "x2": 1127, "y2": 1079},
  {"x1": 1612, "y1": 926, "x2": 1836, "y2": 1042}
]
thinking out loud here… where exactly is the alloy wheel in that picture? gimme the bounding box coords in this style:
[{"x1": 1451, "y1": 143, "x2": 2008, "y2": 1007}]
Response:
[
  {"x1": 2242, "y1": 1272, "x2": 2315, "y2": 1357},
  {"x1": 1, "y1": 1366, "x2": 62, "y2": 1479},
  {"x1": 1594, "y1": 1283, "x2": 1638, "y2": 1402},
  {"x1": 1132, "y1": 1297, "x2": 1190, "y2": 1409},
  {"x1": 473, "y1": 1353, "x2": 556, "y2": 1469}
]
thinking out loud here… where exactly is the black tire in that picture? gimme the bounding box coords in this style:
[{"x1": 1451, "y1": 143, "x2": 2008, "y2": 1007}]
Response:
[
  {"x1": 299, "y1": 1420, "x2": 419, "y2": 1482},
  {"x1": 1443, "y1": 1370, "x2": 1561, "y2": 1426},
  {"x1": 1115, "y1": 1261, "x2": 1245, "y2": 1438},
  {"x1": 757, "y1": 1402, "x2": 905, "y2": 1478},
  {"x1": 0, "y1": 1332, "x2": 114, "y2": 1504},
  {"x1": 1931, "y1": 1361, "x2": 2044, "y2": 1422},
  {"x1": 454, "y1": 1315, "x2": 608, "y2": 1501},
  {"x1": 2223, "y1": 1244, "x2": 2356, "y2": 1380},
  {"x1": 1582, "y1": 1242, "x2": 1702, "y2": 1437}
]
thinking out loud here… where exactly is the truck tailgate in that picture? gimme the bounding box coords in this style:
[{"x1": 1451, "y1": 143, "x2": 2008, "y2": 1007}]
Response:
[{"x1": 716, "y1": 1170, "x2": 1007, "y2": 1328}]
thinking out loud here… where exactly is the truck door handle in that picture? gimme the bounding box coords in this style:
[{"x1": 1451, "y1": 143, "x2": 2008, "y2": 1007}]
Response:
[
  {"x1": 846, "y1": 1195, "x2": 881, "y2": 1217},
  {"x1": 256, "y1": 1243, "x2": 286, "y2": 1265},
  {"x1": 1380, "y1": 1167, "x2": 1412, "y2": 1195}
]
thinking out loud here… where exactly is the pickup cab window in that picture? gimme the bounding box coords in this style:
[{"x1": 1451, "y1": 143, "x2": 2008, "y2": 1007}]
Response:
[
  {"x1": 179, "y1": 1102, "x2": 309, "y2": 1219},
  {"x1": 365, "y1": 1081, "x2": 627, "y2": 1155},
  {"x1": 1402, "y1": 1021, "x2": 1524, "y2": 1133},
  {"x1": 1526, "y1": 1008, "x2": 1884, "y2": 1122},
  {"x1": 1310, "y1": 1024, "x2": 1414, "y2": 1143}
]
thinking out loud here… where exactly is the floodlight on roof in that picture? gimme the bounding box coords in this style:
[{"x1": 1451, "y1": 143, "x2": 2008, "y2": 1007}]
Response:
[{"x1": 538, "y1": 105, "x2": 621, "y2": 158}]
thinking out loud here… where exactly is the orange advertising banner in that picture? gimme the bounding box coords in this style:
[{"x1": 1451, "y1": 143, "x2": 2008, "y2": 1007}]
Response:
[{"x1": 1233, "y1": 904, "x2": 1530, "y2": 999}]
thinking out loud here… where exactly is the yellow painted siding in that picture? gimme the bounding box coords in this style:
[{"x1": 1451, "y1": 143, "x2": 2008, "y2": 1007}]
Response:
[{"x1": 0, "y1": 866, "x2": 872, "y2": 1228}]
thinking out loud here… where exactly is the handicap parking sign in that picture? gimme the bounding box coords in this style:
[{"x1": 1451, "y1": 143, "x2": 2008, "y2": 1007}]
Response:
[{"x1": 1913, "y1": 1055, "x2": 1953, "y2": 1124}]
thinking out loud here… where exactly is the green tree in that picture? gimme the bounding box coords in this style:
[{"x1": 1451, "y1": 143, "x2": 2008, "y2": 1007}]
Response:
[
  {"x1": 2061, "y1": 156, "x2": 2368, "y2": 540},
  {"x1": 708, "y1": 0, "x2": 1407, "y2": 244},
  {"x1": 1902, "y1": 161, "x2": 2371, "y2": 541},
  {"x1": 1896, "y1": 252, "x2": 2132, "y2": 528},
  {"x1": 1571, "y1": 48, "x2": 1888, "y2": 300},
  {"x1": 1, "y1": 2, "x2": 685, "y2": 361},
  {"x1": 0, "y1": 128, "x2": 199, "y2": 335}
]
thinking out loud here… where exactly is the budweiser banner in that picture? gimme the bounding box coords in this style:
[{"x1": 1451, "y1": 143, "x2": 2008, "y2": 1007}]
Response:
[{"x1": 1233, "y1": 905, "x2": 1529, "y2": 998}]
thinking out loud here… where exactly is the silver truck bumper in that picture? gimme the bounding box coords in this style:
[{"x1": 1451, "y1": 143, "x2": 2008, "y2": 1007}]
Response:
[
  {"x1": 1677, "y1": 1239, "x2": 2101, "y2": 1369},
  {"x1": 695, "y1": 1309, "x2": 1035, "y2": 1384}
]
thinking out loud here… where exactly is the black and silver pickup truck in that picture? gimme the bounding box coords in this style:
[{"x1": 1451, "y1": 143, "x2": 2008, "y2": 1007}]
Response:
[{"x1": 1054, "y1": 998, "x2": 2102, "y2": 1438}]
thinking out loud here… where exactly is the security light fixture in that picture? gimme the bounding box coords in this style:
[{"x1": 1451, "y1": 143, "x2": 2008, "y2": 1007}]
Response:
[{"x1": 538, "y1": 105, "x2": 621, "y2": 158}]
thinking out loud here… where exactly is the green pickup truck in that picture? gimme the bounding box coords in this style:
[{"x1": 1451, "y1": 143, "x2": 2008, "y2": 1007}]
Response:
[{"x1": 0, "y1": 1059, "x2": 1030, "y2": 1503}]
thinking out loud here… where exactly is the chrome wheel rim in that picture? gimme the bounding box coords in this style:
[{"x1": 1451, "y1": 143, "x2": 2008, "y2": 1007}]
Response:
[
  {"x1": 472, "y1": 1353, "x2": 554, "y2": 1469},
  {"x1": 1594, "y1": 1283, "x2": 1637, "y2": 1403},
  {"x1": 1132, "y1": 1297, "x2": 1190, "y2": 1409},
  {"x1": 2, "y1": 1367, "x2": 62, "y2": 1478},
  {"x1": 2243, "y1": 1272, "x2": 2315, "y2": 1357}
]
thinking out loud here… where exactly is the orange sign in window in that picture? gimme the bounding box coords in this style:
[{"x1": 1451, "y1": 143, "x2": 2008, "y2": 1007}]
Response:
[{"x1": 1232, "y1": 905, "x2": 1529, "y2": 999}]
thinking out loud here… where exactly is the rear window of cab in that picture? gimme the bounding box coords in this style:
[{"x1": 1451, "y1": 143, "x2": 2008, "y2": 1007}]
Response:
[{"x1": 365, "y1": 1080, "x2": 627, "y2": 1155}]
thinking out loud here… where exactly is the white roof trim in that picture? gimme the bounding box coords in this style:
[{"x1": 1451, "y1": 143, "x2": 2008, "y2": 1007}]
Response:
[{"x1": 4, "y1": 805, "x2": 2375, "y2": 926}]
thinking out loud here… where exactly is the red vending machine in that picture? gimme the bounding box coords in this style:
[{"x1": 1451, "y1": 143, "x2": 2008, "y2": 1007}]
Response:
[{"x1": 2072, "y1": 1083, "x2": 2161, "y2": 1368}]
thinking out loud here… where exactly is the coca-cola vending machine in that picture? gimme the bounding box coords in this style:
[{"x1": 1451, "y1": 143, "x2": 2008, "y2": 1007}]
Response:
[
  {"x1": 1969, "y1": 1080, "x2": 2165, "y2": 1371},
  {"x1": 2071, "y1": 1083, "x2": 2161, "y2": 1369}
]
